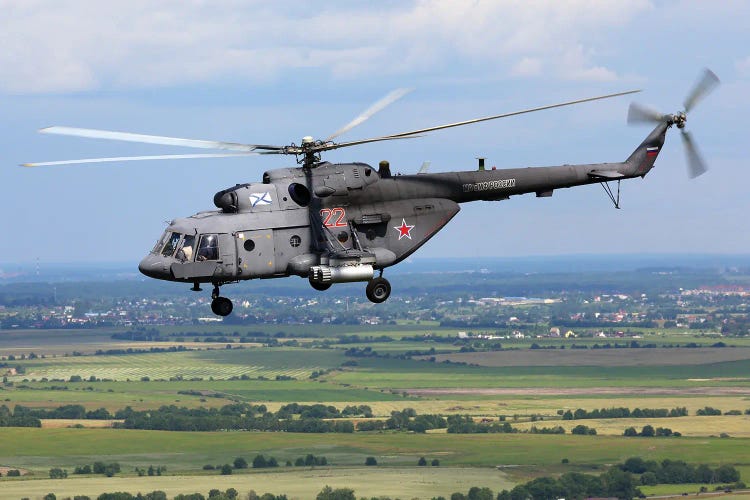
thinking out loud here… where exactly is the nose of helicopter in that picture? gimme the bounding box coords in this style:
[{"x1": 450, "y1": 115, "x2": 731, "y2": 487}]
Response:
[{"x1": 138, "y1": 254, "x2": 172, "y2": 280}]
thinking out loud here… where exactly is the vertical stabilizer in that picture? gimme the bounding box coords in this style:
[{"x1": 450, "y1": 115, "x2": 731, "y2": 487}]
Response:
[{"x1": 625, "y1": 122, "x2": 669, "y2": 177}]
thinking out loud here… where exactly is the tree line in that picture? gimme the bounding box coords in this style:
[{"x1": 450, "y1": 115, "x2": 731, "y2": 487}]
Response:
[{"x1": 560, "y1": 406, "x2": 688, "y2": 420}]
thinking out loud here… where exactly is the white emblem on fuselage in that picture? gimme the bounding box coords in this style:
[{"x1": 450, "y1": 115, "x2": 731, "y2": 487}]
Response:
[{"x1": 250, "y1": 192, "x2": 272, "y2": 207}]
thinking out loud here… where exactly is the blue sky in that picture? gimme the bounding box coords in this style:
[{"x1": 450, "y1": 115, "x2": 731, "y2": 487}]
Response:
[{"x1": 1, "y1": 0, "x2": 748, "y2": 264}]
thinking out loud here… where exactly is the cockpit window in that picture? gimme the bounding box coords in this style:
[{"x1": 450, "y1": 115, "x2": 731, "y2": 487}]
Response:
[
  {"x1": 161, "y1": 232, "x2": 182, "y2": 257},
  {"x1": 152, "y1": 231, "x2": 170, "y2": 254},
  {"x1": 176, "y1": 234, "x2": 195, "y2": 262},
  {"x1": 197, "y1": 234, "x2": 219, "y2": 261}
]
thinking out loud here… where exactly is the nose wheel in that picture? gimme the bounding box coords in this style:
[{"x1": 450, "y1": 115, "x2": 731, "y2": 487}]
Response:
[
  {"x1": 210, "y1": 285, "x2": 233, "y2": 317},
  {"x1": 366, "y1": 277, "x2": 391, "y2": 303}
]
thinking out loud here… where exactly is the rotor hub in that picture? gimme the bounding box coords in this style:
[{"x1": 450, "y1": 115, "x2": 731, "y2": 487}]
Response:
[{"x1": 672, "y1": 111, "x2": 687, "y2": 129}]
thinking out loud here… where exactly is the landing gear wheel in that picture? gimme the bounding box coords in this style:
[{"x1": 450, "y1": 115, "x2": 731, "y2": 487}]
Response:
[
  {"x1": 366, "y1": 277, "x2": 391, "y2": 303},
  {"x1": 309, "y1": 279, "x2": 332, "y2": 291},
  {"x1": 211, "y1": 296, "x2": 233, "y2": 316}
]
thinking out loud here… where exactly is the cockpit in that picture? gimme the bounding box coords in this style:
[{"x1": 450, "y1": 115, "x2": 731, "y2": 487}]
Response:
[
  {"x1": 141, "y1": 226, "x2": 230, "y2": 282},
  {"x1": 152, "y1": 230, "x2": 219, "y2": 263}
]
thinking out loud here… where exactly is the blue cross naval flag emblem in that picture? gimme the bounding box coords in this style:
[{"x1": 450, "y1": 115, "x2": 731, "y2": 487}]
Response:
[{"x1": 249, "y1": 192, "x2": 272, "y2": 207}]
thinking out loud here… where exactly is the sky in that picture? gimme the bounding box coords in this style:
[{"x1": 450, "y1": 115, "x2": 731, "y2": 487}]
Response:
[{"x1": 1, "y1": 0, "x2": 748, "y2": 264}]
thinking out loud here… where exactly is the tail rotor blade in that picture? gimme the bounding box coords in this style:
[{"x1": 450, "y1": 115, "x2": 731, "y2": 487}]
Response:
[
  {"x1": 684, "y1": 68, "x2": 720, "y2": 113},
  {"x1": 627, "y1": 102, "x2": 663, "y2": 125},
  {"x1": 681, "y1": 129, "x2": 708, "y2": 178}
]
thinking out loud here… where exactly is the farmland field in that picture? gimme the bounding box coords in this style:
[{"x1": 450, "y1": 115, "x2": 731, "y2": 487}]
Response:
[
  {"x1": 3, "y1": 326, "x2": 750, "y2": 499},
  {"x1": 0, "y1": 467, "x2": 516, "y2": 499}
]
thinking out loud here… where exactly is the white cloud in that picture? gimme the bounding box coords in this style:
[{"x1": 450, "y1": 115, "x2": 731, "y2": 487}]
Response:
[
  {"x1": 0, "y1": 0, "x2": 653, "y2": 93},
  {"x1": 511, "y1": 57, "x2": 543, "y2": 77}
]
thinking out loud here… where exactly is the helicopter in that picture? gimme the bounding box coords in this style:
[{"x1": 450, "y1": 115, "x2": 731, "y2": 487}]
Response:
[{"x1": 24, "y1": 70, "x2": 719, "y2": 317}]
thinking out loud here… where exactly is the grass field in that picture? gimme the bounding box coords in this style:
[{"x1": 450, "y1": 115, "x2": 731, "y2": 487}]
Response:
[
  {"x1": 327, "y1": 356, "x2": 750, "y2": 391},
  {"x1": 11, "y1": 348, "x2": 348, "y2": 382},
  {"x1": 0, "y1": 466, "x2": 515, "y2": 500},
  {"x1": 1, "y1": 429, "x2": 747, "y2": 473},
  {"x1": 512, "y1": 415, "x2": 750, "y2": 437},
  {"x1": 3, "y1": 326, "x2": 750, "y2": 498},
  {"x1": 427, "y1": 347, "x2": 750, "y2": 367}
]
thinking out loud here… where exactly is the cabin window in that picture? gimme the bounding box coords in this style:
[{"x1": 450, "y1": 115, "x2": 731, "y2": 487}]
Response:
[
  {"x1": 243, "y1": 239, "x2": 255, "y2": 252},
  {"x1": 289, "y1": 235, "x2": 301, "y2": 247},
  {"x1": 197, "y1": 234, "x2": 220, "y2": 261}
]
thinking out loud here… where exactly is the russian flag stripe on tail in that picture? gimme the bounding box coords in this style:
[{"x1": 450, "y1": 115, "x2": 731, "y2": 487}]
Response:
[{"x1": 646, "y1": 146, "x2": 659, "y2": 157}]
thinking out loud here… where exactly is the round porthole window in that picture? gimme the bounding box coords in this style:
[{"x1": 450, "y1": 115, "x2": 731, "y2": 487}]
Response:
[
  {"x1": 337, "y1": 232, "x2": 349, "y2": 243},
  {"x1": 244, "y1": 239, "x2": 255, "y2": 251},
  {"x1": 290, "y1": 235, "x2": 301, "y2": 247}
]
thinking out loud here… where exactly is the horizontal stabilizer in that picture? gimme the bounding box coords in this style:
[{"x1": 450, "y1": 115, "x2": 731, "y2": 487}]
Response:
[{"x1": 588, "y1": 170, "x2": 625, "y2": 180}]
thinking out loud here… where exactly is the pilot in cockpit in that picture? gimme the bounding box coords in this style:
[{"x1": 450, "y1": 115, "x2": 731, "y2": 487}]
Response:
[{"x1": 176, "y1": 234, "x2": 195, "y2": 262}]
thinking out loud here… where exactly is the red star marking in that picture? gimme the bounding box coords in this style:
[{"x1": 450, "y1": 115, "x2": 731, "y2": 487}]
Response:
[{"x1": 394, "y1": 218, "x2": 415, "y2": 240}]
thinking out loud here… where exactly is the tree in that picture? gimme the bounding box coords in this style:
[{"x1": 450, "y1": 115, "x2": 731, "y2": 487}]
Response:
[
  {"x1": 225, "y1": 489, "x2": 238, "y2": 500},
  {"x1": 603, "y1": 467, "x2": 638, "y2": 500},
  {"x1": 431, "y1": 459, "x2": 440, "y2": 466},
  {"x1": 233, "y1": 457, "x2": 248, "y2": 469},
  {"x1": 641, "y1": 425, "x2": 655, "y2": 437},
  {"x1": 44, "y1": 494, "x2": 57, "y2": 500},
  {"x1": 713, "y1": 465, "x2": 740, "y2": 483},
  {"x1": 571, "y1": 424, "x2": 595, "y2": 435},
  {"x1": 316, "y1": 486, "x2": 356, "y2": 500},
  {"x1": 622, "y1": 457, "x2": 647, "y2": 474},
  {"x1": 364, "y1": 456, "x2": 378, "y2": 466},
  {"x1": 418, "y1": 456, "x2": 428, "y2": 466},
  {"x1": 467, "y1": 486, "x2": 493, "y2": 500},
  {"x1": 252, "y1": 455, "x2": 268, "y2": 468},
  {"x1": 220, "y1": 464, "x2": 233, "y2": 475},
  {"x1": 525, "y1": 477, "x2": 564, "y2": 500},
  {"x1": 49, "y1": 468, "x2": 67, "y2": 479},
  {"x1": 640, "y1": 472, "x2": 658, "y2": 486},
  {"x1": 623, "y1": 427, "x2": 638, "y2": 437}
]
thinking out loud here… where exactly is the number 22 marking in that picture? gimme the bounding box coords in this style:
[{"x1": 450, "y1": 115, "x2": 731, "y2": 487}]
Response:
[{"x1": 320, "y1": 207, "x2": 347, "y2": 227}]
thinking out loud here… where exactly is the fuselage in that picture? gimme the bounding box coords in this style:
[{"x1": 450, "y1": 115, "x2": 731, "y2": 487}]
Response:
[{"x1": 139, "y1": 121, "x2": 669, "y2": 288}]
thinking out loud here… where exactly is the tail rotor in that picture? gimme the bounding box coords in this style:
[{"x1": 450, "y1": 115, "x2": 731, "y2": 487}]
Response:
[{"x1": 627, "y1": 68, "x2": 719, "y2": 178}]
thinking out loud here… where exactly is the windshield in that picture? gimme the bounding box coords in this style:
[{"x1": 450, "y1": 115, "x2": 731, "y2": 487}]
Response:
[
  {"x1": 161, "y1": 232, "x2": 182, "y2": 257},
  {"x1": 152, "y1": 231, "x2": 170, "y2": 254}
]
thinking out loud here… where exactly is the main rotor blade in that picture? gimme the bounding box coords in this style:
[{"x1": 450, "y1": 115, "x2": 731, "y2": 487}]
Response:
[
  {"x1": 325, "y1": 88, "x2": 413, "y2": 142},
  {"x1": 40, "y1": 126, "x2": 283, "y2": 152},
  {"x1": 627, "y1": 102, "x2": 664, "y2": 125},
  {"x1": 683, "y1": 68, "x2": 720, "y2": 113},
  {"x1": 326, "y1": 90, "x2": 641, "y2": 151},
  {"x1": 680, "y1": 129, "x2": 708, "y2": 178},
  {"x1": 22, "y1": 152, "x2": 261, "y2": 167}
]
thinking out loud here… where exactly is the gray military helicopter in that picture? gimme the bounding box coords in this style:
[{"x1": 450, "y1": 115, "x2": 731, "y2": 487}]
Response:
[{"x1": 25, "y1": 70, "x2": 719, "y2": 316}]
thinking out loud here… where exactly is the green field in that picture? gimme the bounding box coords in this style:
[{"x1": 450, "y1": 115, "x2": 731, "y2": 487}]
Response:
[
  {"x1": 0, "y1": 467, "x2": 515, "y2": 499},
  {"x1": 2, "y1": 327, "x2": 750, "y2": 499},
  {"x1": 1, "y1": 429, "x2": 748, "y2": 472}
]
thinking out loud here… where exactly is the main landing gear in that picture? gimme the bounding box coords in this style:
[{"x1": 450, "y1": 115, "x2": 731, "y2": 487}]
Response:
[
  {"x1": 366, "y1": 276, "x2": 391, "y2": 303},
  {"x1": 210, "y1": 285, "x2": 233, "y2": 317}
]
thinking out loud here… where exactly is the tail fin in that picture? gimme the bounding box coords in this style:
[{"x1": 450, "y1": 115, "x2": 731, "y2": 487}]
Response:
[{"x1": 625, "y1": 122, "x2": 669, "y2": 177}]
